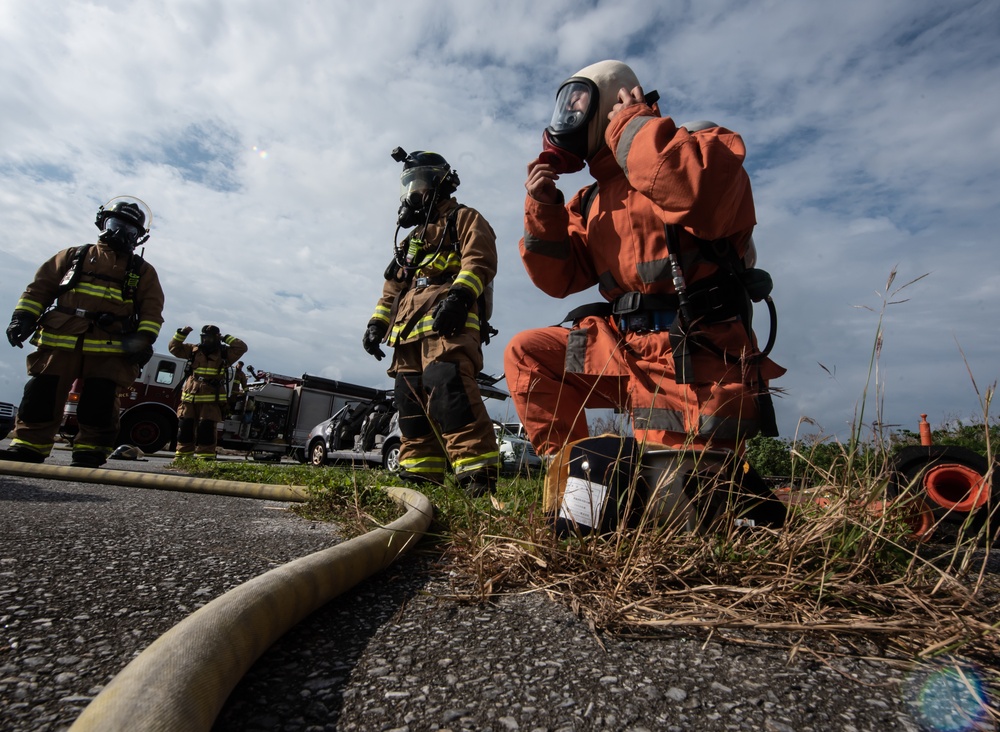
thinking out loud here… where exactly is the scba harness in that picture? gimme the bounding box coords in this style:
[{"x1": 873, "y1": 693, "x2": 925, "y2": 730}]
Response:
[
  {"x1": 52, "y1": 244, "x2": 147, "y2": 333},
  {"x1": 562, "y1": 182, "x2": 780, "y2": 436},
  {"x1": 387, "y1": 205, "x2": 498, "y2": 345}
]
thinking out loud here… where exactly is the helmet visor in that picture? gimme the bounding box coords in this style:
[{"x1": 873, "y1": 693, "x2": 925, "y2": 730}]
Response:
[
  {"x1": 548, "y1": 80, "x2": 596, "y2": 133},
  {"x1": 400, "y1": 165, "x2": 448, "y2": 204},
  {"x1": 103, "y1": 216, "x2": 140, "y2": 240}
]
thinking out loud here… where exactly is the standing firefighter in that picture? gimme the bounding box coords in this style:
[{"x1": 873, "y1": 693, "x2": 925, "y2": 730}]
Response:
[
  {"x1": 1, "y1": 196, "x2": 164, "y2": 468},
  {"x1": 169, "y1": 325, "x2": 247, "y2": 460},
  {"x1": 362, "y1": 148, "x2": 500, "y2": 496},
  {"x1": 504, "y1": 60, "x2": 785, "y2": 457}
]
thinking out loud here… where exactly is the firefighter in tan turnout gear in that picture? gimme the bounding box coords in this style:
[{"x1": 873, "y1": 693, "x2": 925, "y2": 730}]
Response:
[
  {"x1": 169, "y1": 325, "x2": 248, "y2": 459},
  {"x1": 363, "y1": 148, "x2": 500, "y2": 496},
  {"x1": 1, "y1": 197, "x2": 165, "y2": 468}
]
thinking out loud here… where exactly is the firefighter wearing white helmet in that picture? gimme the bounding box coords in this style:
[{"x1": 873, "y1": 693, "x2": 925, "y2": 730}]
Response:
[
  {"x1": 505, "y1": 60, "x2": 785, "y2": 457},
  {"x1": 363, "y1": 148, "x2": 500, "y2": 496},
  {"x1": 1, "y1": 196, "x2": 165, "y2": 468}
]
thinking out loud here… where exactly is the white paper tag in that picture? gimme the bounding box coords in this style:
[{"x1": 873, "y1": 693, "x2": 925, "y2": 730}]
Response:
[{"x1": 559, "y1": 475, "x2": 609, "y2": 528}]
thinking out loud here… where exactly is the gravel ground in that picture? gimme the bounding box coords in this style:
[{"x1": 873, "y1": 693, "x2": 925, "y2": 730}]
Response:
[{"x1": 1, "y1": 440, "x2": 996, "y2": 732}]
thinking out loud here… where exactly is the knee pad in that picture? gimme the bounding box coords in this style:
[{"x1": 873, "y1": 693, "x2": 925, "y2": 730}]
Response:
[
  {"x1": 177, "y1": 417, "x2": 196, "y2": 444},
  {"x1": 395, "y1": 373, "x2": 431, "y2": 439},
  {"x1": 424, "y1": 362, "x2": 474, "y2": 434},
  {"x1": 77, "y1": 378, "x2": 118, "y2": 429},
  {"x1": 19, "y1": 374, "x2": 60, "y2": 423},
  {"x1": 196, "y1": 419, "x2": 217, "y2": 445}
]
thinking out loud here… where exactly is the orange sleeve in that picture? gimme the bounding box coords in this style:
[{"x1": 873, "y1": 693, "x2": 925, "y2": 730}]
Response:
[{"x1": 519, "y1": 190, "x2": 600, "y2": 300}]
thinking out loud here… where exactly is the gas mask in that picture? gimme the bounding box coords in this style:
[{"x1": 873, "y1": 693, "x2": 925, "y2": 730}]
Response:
[
  {"x1": 540, "y1": 79, "x2": 598, "y2": 174},
  {"x1": 199, "y1": 326, "x2": 222, "y2": 354},
  {"x1": 539, "y1": 60, "x2": 646, "y2": 173},
  {"x1": 98, "y1": 216, "x2": 142, "y2": 253}
]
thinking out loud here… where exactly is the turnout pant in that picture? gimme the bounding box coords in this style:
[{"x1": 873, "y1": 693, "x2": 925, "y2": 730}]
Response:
[
  {"x1": 390, "y1": 331, "x2": 499, "y2": 484},
  {"x1": 11, "y1": 346, "x2": 136, "y2": 460},
  {"x1": 175, "y1": 401, "x2": 224, "y2": 459},
  {"x1": 503, "y1": 317, "x2": 781, "y2": 456}
]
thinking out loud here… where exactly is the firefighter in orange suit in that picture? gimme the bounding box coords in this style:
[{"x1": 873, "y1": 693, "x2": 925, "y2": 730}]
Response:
[
  {"x1": 362, "y1": 149, "x2": 500, "y2": 496},
  {"x1": 1, "y1": 197, "x2": 164, "y2": 468},
  {"x1": 169, "y1": 325, "x2": 248, "y2": 459},
  {"x1": 504, "y1": 60, "x2": 785, "y2": 456}
]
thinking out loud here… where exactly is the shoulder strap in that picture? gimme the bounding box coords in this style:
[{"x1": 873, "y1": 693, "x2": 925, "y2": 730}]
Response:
[
  {"x1": 56, "y1": 244, "x2": 92, "y2": 295},
  {"x1": 580, "y1": 182, "x2": 599, "y2": 221}
]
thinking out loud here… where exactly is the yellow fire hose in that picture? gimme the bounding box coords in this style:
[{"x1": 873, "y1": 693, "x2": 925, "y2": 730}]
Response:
[{"x1": 0, "y1": 461, "x2": 433, "y2": 731}]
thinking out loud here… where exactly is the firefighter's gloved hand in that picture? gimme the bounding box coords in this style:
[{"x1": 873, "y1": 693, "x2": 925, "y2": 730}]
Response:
[
  {"x1": 432, "y1": 288, "x2": 473, "y2": 337},
  {"x1": 178, "y1": 326, "x2": 193, "y2": 337},
  {"x1": 6, "y1": 312, "x2": 37, "y2": 348},
  {"x1": 123, "y1": 334, "x2": 154, "y2": 366},
  {"x1": 363, "y1": 322, "x2": 387, "y2": 361}
]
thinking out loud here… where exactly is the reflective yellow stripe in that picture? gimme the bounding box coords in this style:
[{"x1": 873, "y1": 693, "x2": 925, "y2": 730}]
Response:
[
  {"x1": 182, "y1": 393, "x2": 225, "y2": 403},
  {"x1": 453, "y1": 452, "x2": 501, "y2": 475},
  {"x1": 9, "y1": 439, "x2": 52, "y2": 455},
  {"x1": 389, "y1": 312, "x2": 480, "y2": 343},
  {"x1": 73, "y1": 442, "x2": 112, "y2": 455},
  {"x1": 400, "y1": 456, "x2": 447, "y2": 473},
  {"x1": 71, "y1": 282, "x2": 128, "y2": 304},
  {"x1": 15, "y1": 298, "x2": 44, "y2": 316},
  {"x1": 452, "y1": 270, "x2": 484, "y2": 298},
  {"x1": 137, "y1": 320, "x2": 162, "y2": 336},
  {"x1": 32, "y1": 332, "x2": 128, "y2": 354}
]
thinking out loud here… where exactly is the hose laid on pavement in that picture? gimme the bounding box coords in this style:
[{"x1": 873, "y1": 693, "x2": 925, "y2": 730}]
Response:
[
  {"x1": 0, "y1": 460, "x2": 433, "y2": 731},
  {"x1": 0, "y1": 460, "x2": 310, "y2": 502}
]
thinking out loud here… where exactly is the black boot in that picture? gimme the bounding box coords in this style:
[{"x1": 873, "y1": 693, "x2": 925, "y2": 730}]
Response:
[
  {"x1": 71, "y1": 450, "x2": 106, "y2": 468},
  {"x1": 460, "y1": 471, "x2": 497, "y2": 498},
  {"x1": 0, "y1": 447, "x2": 46, "y2": 463}
]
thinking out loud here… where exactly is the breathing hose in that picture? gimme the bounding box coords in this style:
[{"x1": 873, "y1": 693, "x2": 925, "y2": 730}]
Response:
[{"x1": 0, "y1": 461, "x2": 433, "y2": 731}]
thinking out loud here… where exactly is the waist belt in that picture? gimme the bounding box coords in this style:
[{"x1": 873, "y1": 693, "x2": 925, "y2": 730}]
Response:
[
  {"x1": 51, "y1": 306, "x2": 132, "y2": 331},
  {"x1": 413, "y1": 274, "x2": 455, "y2": 289},
  {"x1": 194, "y1": 376, "x2": 223, "y2": 386}
]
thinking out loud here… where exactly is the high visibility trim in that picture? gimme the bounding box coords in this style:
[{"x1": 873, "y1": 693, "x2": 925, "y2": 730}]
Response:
[
  {"x1": 172, "y1": 331, "x2": 186, "y2": 342},
  {"x1": 636, "y1": 258, "x2": 672, "y2": 285},
  {"x1": 615, "y1": 115, "x2": 653, "y2": 179},
  {"x1": 390, "y1": 311, "x2": 480, "y2": 342},
  {"x1": 71, "y1": 281, "x2": 129, "y2": 304},
  {"x1": 452, "y1": 270, "x2": 484, "y2": 298},
  {"x1": 193, "y1": 367, "x2": 225, "y2": 376},
  {"x1": 400, "y1": 456, "x2": 448, "y2": 473},
  {"x1": 15, "y1": 298, "x2": 44, "y2": 316},
  {"x1": 194, "y1": 453, "x2": 217, "y2": 460},
  {"x1": 633, "y1": 407, "x2": 687, "y2": 433},
  {"x1": 73, "y1": 442, "x2": 113, "y2": 455},
  {"x1": 524, "y1": 232, "x2": 571, "y2": 260},
  {"x1": 700, "y1": 414, "x2": 754, "y2": 440},
  {"x1": 32, "y1": 332, "x2": 127, "y2": 354},
  {"x1": 9, "y1": 439, "x2": 53, "y2": 456},
  {"x1": 565, "y1": 329, "x2": 588, "y2": 373},
  {"x1": 137, "y1": 320, "x2": 161, "y2": 336},
  {"x1": 453, "y1": 452, "x2": 501, "y2": 475},
  {"x1": 181, "y1": 393, "x2": 226, "y2": 403}
]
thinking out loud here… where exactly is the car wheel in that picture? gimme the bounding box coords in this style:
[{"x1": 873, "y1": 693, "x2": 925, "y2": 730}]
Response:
[
  {"x1": 382, "y1": 438, "x2": 401, "y2": 472},
  {"x1": 310, "y1": 439, "x2": 328, "y2": 467},
  {"x1": 118, "y1": 412, "x2": 173, "y2": 454}
]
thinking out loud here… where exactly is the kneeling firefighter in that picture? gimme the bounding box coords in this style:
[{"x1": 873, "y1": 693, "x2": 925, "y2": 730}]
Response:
[
  {"x1": 2, "y1": 196, "x2": 164, "y2": 468},
  {"x1": 362, "y1": 147, "x2": 500, "y2": 496},
  {"x1": 169, "y1": 325, "x2": 247, "y2": 459}
]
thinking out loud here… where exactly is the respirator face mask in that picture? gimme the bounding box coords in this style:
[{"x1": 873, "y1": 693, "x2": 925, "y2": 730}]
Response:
[
  {"x1": 539, "y1": 79, "x2": 597, "y2": 174},
  {"x1": 99, "y1": 216, "x2": 141, "y2": 252}
]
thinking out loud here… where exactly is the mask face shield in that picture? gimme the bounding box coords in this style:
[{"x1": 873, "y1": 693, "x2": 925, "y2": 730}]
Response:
[
  {"x1": 540, "y1": 78, "x2": 598, "y2": 173},
  {"x1": 400, "y1": 165, "x2": 447, "y2": 209},
  {"x1": 98, "y1": 216, "x2": 141, "y2": 250}
]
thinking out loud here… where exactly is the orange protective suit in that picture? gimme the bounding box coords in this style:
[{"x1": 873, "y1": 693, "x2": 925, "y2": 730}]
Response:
[{"x1": 505, "y1": 98, "x2": 784, "y2": 456}]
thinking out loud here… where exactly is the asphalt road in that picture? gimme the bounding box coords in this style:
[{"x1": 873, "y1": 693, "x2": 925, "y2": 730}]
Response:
[{"x1": 1, "y1": 439, "x2": 996, "y2": 731}]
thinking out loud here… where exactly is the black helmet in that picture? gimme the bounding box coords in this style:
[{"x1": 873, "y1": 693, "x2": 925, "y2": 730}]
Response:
[
  {"x1": 201, "y1": 324, "x2": 221, "y2": 338},
  {"x1": 95, "y1": 196, "x2": 151, "y2": 252},
  {"x1": 400, "y1": 150, "x2": 459, "y2": 203}
]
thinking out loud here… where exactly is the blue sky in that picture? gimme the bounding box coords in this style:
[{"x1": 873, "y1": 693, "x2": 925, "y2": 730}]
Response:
[{"x1": 1, "y1": 0, "x2": 998, "y2": 441}]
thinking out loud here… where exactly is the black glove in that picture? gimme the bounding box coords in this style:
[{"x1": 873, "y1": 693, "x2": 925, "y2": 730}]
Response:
[
  {"x1": 432, "y1": 288, "x2": 473, "y2": 337},
  {"x1": 363, "y1": 322, "x2": 387, "y2": 361},
  {"x1": 6, "y1": 312, "x2": 37, "y2": 348},
  {"x1": 122, "y1": 333, "x2": 154, "y2": 366}
]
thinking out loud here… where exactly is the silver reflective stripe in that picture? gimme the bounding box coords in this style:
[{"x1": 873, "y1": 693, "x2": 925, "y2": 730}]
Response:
[
  {"x1": 524, "y1": 232, "x2": 571, "y2": 260},
  {"x1": 565, "y1": 329, "x2": 588, "y2": 373},
  {"x1": 633, "y1": 407, "x2": 686, "y2": 433},
  {"x1": 700, "y1": 414, "x2": 754, "y2": 439},
  {"x1": 615, "y1": 115, "x2": 653, "y2": 179},
  {"x1": 636, "y1": 258, "x2": 672, "y2": 284}
]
